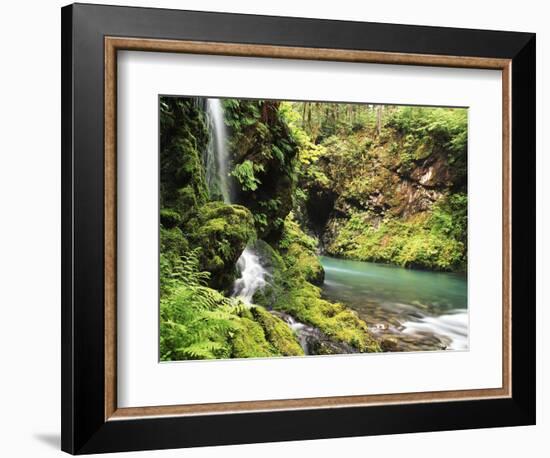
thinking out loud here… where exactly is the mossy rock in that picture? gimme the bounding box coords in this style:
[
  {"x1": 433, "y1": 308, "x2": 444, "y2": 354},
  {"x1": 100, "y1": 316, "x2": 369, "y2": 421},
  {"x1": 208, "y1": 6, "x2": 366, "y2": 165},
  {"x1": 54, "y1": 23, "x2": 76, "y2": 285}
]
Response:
[
  {"x1": 160, "y1": 208, "x2": 182, "y2": 228},
  {"x1": 265, "y1": 215, "x2": 380, "y2": 352},
  {"x1": 186, "y1": 201, "x2": 256, "y2": 291},
  {"x1": 231, "y1": 317, "x2": 277, "y2": 358},
  {"x1": 273, "y1": 280, "x2": 380, "y2": 353},
  {"x1": 224, "y1": 99, "x2": 298, "y2": 242},
  {"x1": 278, "y1": 214, "x2": 325, "y2": 285},
  {"x1": 327, "y1": 200, "x2": 466, "y2": 272},
  {"x1": 160, "y1": 226, "x2": 189, "y2": 263},
  {"x1": 286, "y1": 242, "x2": 324, "y2": 286},
  {"x1": 160, "y1": 97, "x2": 209, "y2": 222},
  {"x1": 250, "y1": 306, "x2": 304, "y2": 356}
]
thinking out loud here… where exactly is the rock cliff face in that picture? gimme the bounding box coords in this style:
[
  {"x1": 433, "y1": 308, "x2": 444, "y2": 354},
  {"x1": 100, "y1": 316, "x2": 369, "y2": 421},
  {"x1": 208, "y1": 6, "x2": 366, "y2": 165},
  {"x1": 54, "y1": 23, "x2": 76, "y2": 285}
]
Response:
[
  {"x1": 224, "y1": 99, "x2": 298, "y2": 243},
  {"x1": 299, "y1": 106, "x2": 467, "y2": 271}
]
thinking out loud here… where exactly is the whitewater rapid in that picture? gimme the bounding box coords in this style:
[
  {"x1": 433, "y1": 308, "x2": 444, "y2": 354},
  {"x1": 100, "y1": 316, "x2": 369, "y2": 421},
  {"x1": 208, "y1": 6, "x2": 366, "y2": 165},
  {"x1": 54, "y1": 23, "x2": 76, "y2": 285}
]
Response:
[
  {"x1": 401, "y1": 311, "x2": 469, "y2": 350},
  {"x1": 232, "y1": 247, "x2": 269, "y2": 305}
]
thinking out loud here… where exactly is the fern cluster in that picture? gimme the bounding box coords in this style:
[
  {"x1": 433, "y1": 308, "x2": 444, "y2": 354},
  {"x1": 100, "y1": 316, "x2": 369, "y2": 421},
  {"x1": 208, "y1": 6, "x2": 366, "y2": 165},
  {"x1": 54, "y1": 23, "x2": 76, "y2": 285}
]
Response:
[{"x1": 160, "y1": 249, "x2": 247, "y2": 360}]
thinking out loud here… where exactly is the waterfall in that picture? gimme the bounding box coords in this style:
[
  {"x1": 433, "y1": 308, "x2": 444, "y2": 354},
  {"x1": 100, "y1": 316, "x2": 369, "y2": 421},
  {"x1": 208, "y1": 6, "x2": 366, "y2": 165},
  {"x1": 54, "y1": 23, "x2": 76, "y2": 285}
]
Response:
[
  {"x1": 205, "y1": 98, "x2": 231, "y2": 203},
  {"x1": 232, "y1": 247, "x2": 269, "y2": 304},
  {"x1": 204, "y1": 98, "x2": 267, "y2": 304}
]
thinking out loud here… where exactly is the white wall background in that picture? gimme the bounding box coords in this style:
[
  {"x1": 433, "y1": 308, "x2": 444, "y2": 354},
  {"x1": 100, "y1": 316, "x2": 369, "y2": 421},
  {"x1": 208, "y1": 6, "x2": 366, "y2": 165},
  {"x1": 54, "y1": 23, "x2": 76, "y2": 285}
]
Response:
[{"x1": 0, "y1": 1, "x2": 544, "y2": 456}]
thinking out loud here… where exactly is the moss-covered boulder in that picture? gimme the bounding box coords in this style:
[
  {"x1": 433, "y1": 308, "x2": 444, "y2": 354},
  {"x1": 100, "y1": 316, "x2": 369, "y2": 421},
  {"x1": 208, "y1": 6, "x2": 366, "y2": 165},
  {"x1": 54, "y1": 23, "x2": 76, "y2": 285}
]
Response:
[
  {"x1": 251, "y1": 216, "x2": 325, "y2": 311},
  {"x1": 160, "y1": 226, "x2": 189, "y2": 265},
  {"x1": 278, "y1": 214, "x2": 324, "y2": 285},
  {"x1": 186, "y1": 201, "x2": 256, "y2": 291},
  {"x1": 250, "y1": 306, "x2": 304, "y2": 356},
  {"x1": 231, "y1": 307, "x2": 304, "y2": 358},
  {"x1": 231, "y1": 316, "x2": 276, "y2": 358}
]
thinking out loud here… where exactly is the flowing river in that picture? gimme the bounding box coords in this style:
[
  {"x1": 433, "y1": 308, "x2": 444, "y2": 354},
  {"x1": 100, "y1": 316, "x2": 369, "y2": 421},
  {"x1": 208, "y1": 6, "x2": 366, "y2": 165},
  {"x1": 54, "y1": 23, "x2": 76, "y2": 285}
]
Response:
[{"x1": 320, "y1": 256, "x2": 468, "y2": 352}]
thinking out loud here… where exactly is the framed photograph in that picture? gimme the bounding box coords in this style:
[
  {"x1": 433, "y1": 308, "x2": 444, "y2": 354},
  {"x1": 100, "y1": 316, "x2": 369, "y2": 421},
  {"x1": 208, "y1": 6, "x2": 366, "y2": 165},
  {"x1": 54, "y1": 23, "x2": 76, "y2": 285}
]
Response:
[{"x1": 61, "y1": 3, "x2": 536, "y2": 454}]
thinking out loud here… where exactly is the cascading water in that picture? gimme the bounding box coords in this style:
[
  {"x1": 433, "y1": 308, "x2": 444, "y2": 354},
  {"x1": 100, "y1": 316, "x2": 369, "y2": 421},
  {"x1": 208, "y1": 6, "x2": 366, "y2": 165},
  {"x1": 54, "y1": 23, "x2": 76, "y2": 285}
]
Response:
[
  {"x1": 232, "y1": 248, "x2": 269, "y2": 304},
  {"x1": 204, "y1": 98, "x2": 268, "y2": 305},
  {"x1": 205, "y1": 98, "x2": 231, "y2": 204}
]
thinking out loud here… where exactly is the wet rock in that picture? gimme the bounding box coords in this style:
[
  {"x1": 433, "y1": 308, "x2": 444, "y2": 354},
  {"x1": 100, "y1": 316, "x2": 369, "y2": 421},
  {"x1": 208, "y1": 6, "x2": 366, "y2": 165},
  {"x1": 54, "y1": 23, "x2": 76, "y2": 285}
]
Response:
[
  {"x1": 272, "y1": 311, "x2": 358, "y2": 356},
  {"x1": 380, "y1": 336, "x2": 399, "y2": 352}
]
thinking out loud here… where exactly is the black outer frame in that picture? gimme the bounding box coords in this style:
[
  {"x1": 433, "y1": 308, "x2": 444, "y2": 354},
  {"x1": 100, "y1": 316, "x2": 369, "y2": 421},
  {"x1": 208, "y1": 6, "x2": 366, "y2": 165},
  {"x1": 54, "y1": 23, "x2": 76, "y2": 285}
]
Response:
[{"x1": 61, "y1": 3, "x2": 536, "y2": 454}]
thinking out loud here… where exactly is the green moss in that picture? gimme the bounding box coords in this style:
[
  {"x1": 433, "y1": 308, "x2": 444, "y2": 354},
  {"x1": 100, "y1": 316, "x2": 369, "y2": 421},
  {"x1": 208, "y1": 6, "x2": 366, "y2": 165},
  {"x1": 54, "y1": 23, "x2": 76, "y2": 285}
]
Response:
[
  {"x1": 247, "y1": 240, "x2": 286, "y2": 308},
  {"x1": 274, "y1": 280, "x2": 380, "y2": 352},
  {"x1": 160, "y1": 97, "x2": 209, "y2": 221},
  {"x1": 186, "y1": 201, "x2": 256, "y2": 290},
  {"x1": 160, "y1": 208, "x2": 182, "y2": 228},
  {"x1": 286, "y1": 242, "x2": 324, "y2": 286},
  {"x1": 327, "y1": 194, "x2": 467, "y2": 271},
  {"x1": 278, "y1": 214, "x2": 324, "y2": 285},
  {"x1": 250, "y1": 306, "x2": 304, "y2": 356},
  {"x1": 224, "y1": 99, "x2": 298, "y2": 242},
  {"x1": 231, "y1": 317, "x2": 277, "y2": 358},
  {"x1": 269, "y1": 215, "x2": 380, "y2": 352},
  {"x1": 160, "y1": 226, "x2": 189, "y2": 271}
]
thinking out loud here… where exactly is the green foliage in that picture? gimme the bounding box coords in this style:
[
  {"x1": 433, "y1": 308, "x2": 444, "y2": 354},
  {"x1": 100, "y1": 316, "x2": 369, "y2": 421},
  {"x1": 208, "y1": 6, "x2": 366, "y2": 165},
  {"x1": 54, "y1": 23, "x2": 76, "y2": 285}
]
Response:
[
  {"x1": 288, "y1": 101, "x2": 380, "y2": 141},
  {"x1": 231, "y1": 160, "x2": 264, "y2": 191},
  {"x1": 252, "y1": 212, "x2": 268, "y2": 232},
  {"x1": 285, "y1": 102, "x2": 467, "y2": 274},
  {"x1": 387, "y1": 106, "x2": 467, "y2": 142},
  {"x1": 160, "y1": 250, "x2": 243, "y2": 361},
  {"x1": 280, "y1": 102, "x2": 327, "y2": 164},
  {"x1": 186, "y1": 201, "x2": 256, "y2": 290},
  {"x1": 273, "y1": 280, "x2": 380, "y2": 352},
  {"x1": 230, "y1": 316, "x2": 276, "y2": 358},
  {"x1": 160, "y1": 97, "x2": 209, "y2": 220},
  {"x1": 328, "y1": 193, "x2": 467, "y2": 271},
  {"x1": 386, "y1": 106, "x2": 468, "y2": 177},
  {"x1": 270, "y1": 215, "x2": 380, "y2": 352},
  {"x1": 160, "y1": 249, "x2": 304, "y2": 361},
  {"x1": 278, "y1": 212, "x2": 318, "y2": 252},
  {"x1": 250, "y1": 306, "x2": 304, "y2": 356},
  {"x1": 430, "y1": 193, "x2": 468, "y2": 245},
  {"x1": 160, "y1": 208, "x2": 182, "y2": 227},
  {"x1": 224, "y1": 99, "x2": 298, "y2": 240},
  {"x1": 279, "y1": 102, "x2": 330, "y2": 212}
]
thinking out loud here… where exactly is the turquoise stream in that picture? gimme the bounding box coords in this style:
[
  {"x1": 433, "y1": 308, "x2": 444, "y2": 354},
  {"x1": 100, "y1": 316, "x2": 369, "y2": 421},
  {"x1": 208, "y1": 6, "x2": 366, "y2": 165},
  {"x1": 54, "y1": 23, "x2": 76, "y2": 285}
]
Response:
[{"x1": 320, "y1": 256, "x2": 468, "y2": 352}]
